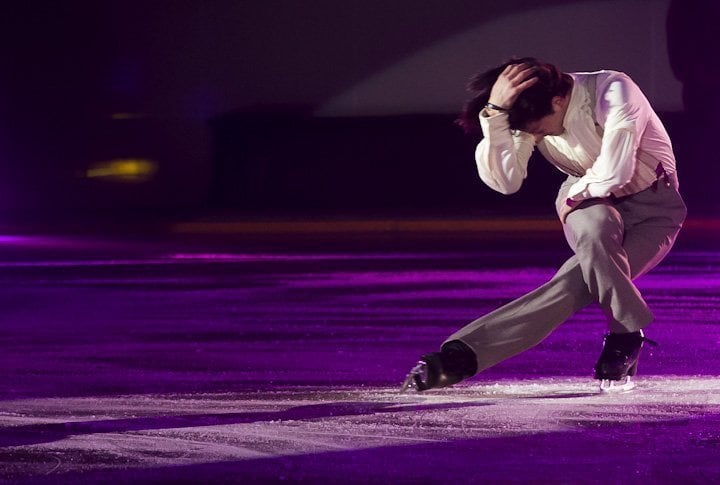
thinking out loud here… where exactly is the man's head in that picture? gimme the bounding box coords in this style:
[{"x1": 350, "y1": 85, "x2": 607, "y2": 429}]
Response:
[
  {"x1": 520, "y1": 93, "x2": 570, "y2": 137},
  {"x1": 457, "y1": 57, "x2": 573, "y2": 135}
]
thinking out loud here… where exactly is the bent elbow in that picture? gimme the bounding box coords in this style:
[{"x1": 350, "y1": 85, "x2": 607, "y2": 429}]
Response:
[
  {"x1": 497, "y1": 183, "x2": 521, "y2": 195},
  {"x1": 500, "y1": 173, "x2": 524, "y2": 194},
  {"x1": 492, "y1": 177, "x2": 523, "y2": 195},
  {"x1": 477, "y1": 171, "x2": 522, "y2": 195}
]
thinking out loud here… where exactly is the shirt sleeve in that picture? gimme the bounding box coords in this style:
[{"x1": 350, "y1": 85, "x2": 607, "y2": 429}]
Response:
[
  {"x1": 566, "y1": 73, "x2": 651, "y2": 201},
  {"x1": 475, "y1": 109, "x2": 536, "y2": 195}
]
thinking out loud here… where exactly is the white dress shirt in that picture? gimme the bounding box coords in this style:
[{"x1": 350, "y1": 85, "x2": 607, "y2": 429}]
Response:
[{"x1": 475, "y1": 70, "x2": 677, "y2": 201}]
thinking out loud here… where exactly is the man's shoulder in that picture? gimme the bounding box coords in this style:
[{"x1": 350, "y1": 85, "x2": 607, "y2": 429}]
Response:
[
  {"x1": 570, "y1": 70, "x2": 631, "y2": 81},
  {"x1": 572, "y1": 70, "x2": 640, "y2": 96}
]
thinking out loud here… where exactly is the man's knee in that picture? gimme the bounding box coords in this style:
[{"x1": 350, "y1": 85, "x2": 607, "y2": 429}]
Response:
[{"x1": 565, "y1": 200, "x2": 623, "y2": 250}]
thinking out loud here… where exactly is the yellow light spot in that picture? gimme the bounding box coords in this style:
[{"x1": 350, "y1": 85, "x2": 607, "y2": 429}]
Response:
[{"x1": 85, "y1": 158, "x2": 158, "y2": 183}]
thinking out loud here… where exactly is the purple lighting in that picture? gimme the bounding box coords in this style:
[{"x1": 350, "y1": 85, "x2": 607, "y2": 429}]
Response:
[{"x1": 0, "y1": 235, "x2": 719, "y2": 481}]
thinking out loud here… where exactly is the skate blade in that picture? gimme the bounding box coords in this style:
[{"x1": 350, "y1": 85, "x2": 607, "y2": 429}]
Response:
[
  {"x1": 399, "y1": 374, "x2": 417, "y2": 394},
  {"x1": 399, "y1": 362, "x2": 425, "y2": 394},
  {"x1": 598, "y1": 376, "x2": 635, "y2": 393}
]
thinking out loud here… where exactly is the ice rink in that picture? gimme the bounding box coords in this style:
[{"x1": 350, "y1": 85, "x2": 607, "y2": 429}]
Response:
[{"x1": 1, "y1": 226, "x2": 719, "y2": 482}]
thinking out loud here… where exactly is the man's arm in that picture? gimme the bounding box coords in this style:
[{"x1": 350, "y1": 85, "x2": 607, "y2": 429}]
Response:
[
  {"x1": 474, "y1": 63, "x2": 538, "y2": 194},
  {"x1": 565, "y1": 72, "x2": 652, "y2": 203},
  {"x1": 476, "y1": 112, "x2": 535, "y2": 194}
]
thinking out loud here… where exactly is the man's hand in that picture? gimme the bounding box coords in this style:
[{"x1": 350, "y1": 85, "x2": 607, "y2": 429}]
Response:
[
  {"x1": 487, "y1": 63, "x2": 539, "y2": 110},
  {"x1": 559, "y1": 198, "x2": 578, "y2": 224}
]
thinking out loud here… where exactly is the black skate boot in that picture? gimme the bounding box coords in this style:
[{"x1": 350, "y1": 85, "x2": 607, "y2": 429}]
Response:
[
  {"x1": 594, "y1": 330, "x2": 657, "y2": 392},
  {"x1": 400, "y1": 340, "x2": 478, "y2": 393}
]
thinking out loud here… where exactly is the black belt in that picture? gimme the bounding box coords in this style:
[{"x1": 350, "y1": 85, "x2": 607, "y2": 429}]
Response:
[{"x1": 653, "y1": 163, "x2": 671, "y2": 190}]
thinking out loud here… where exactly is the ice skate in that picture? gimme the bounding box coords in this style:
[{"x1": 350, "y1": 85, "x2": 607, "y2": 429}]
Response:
[
  {"x1": 400, "y1": 357, "x2": 432, "y2": 393},
  {"x1": 400, "y1": 341, "x2": 477, "y2": 393},
  {"x1": 594, "y1": 330, "x2": 657, "y2": 393},
  {"x1": 400, "y1": 353, "x2": 460, "y2": 393},
  {"x1": 598, "y1": 374, "x2": 636, "y2": 393}
]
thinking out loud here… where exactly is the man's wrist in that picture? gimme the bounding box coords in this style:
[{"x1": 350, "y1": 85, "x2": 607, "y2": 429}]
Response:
[{"x1": 485, "y1": 101, "x2": 509, "y2": 112}]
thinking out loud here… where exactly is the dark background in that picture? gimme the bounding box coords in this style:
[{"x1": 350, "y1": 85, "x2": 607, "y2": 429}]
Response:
[{"x1": 0, "y1": 0, "x2": 716, "y2": 223}]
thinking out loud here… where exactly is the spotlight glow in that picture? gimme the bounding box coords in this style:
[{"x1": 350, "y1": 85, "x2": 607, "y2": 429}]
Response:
[{"x1": 85, "y1": 158, "x2": 158, "y2": 182}]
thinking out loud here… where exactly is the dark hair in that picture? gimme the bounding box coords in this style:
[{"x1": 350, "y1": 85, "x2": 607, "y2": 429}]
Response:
[{"x1": 456, "y1": 57, "x2": 572, "y2": 134}]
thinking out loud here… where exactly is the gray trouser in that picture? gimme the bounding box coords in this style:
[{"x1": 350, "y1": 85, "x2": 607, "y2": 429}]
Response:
[{"x1": 444, "y1": 173, "x2": 687, "y2": 374}]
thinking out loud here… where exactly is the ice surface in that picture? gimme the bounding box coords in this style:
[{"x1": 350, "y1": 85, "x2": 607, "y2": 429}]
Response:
[
  {"x1": 2, "y1": 377, "x2": 720, "y2": 481},
  {"x1": 0, "y1": 238, "x2": 719, "y2": 481}
]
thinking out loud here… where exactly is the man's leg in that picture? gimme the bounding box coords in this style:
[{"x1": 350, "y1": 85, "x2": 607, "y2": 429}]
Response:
[
  {"x1": 587, "y1": 178, "x2": 686, "y2": 387},
  {"x1": 616, "y1": 174, "x2": 687, "y2": 278},
  {"x1": 443, "y1": 256, "x2": 592, "y2": 373},
  {"x1": 607, "y1": 175, "x2": 687, "y2": 330},
  {"x1": 562, "y1": 199, "x2": 653, "y2": 333},
  {"x1": 400, "y1": 258, "x2": 591, "y2": 392},
  {"x1": 442, "y1": 197, "x2": 635, "y2": 373},
  {"x1": 443, "y1": 179, "x2": 686, "y2": 375}
]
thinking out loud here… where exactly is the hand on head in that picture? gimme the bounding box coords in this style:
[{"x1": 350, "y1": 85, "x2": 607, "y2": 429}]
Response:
[{"x1": 488, "y1": 63, "x2": 539, "y2": 110}]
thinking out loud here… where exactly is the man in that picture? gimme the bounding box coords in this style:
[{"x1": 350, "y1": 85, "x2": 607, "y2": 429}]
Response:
[{"x1": 401, "y1": 58, "x2": 687, "y2": 393}]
